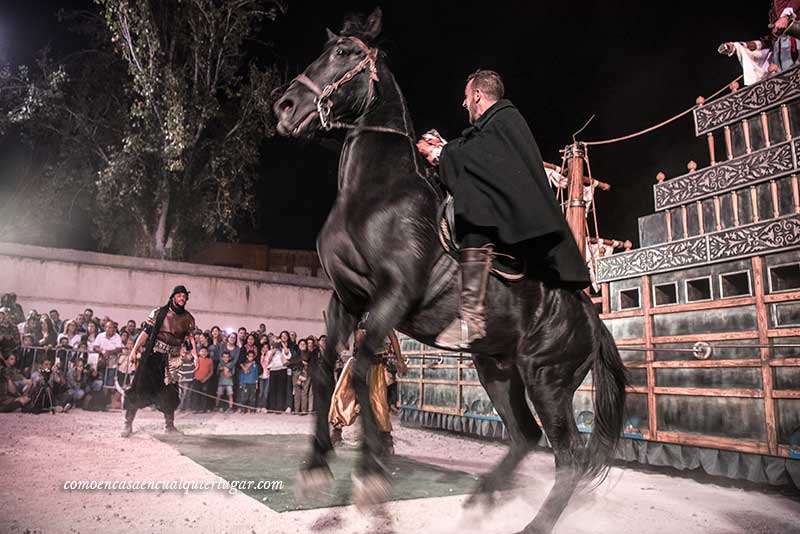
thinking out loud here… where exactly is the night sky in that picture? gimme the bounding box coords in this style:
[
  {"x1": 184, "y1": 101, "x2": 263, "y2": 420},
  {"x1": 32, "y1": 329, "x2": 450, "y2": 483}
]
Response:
[{"x1": 0, "y1": 2, "x2": 767, "y2": 252}]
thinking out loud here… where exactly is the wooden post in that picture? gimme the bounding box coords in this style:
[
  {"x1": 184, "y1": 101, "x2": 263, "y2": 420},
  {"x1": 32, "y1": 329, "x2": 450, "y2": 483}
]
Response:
[
  {"x1": 707, "y1": 133, "x2": 716, "y2": 165},
  {"x1": 565, "y1": 143, "x2": 587, "y2": 259},
  {"x1": 752, "y1": 256, "x2": 778, "y2": 456},
  {"x1": 792, "y1": 175, "x2": 800, "y2": 213},
  {"x1": 761, "y1": 112, "x2": 771, "y2": 148},
  {"x1": 743, "y1": 119, "x2": 752, "y2": 154},
  {"x1": 724, "y1": 126, "x2": 733, "y2": 160},
  {"x1": 642, "y1": 275, "x2": 658, "y2": 440},
  {"x1": 781, "y1": 104, "x2": 792, "y2": 140}
]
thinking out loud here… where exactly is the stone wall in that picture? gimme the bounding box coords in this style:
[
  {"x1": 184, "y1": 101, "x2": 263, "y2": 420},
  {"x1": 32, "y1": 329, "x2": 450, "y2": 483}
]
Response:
[{"x1": 0, "y1": 242, "x2": 332, "y2": 335}]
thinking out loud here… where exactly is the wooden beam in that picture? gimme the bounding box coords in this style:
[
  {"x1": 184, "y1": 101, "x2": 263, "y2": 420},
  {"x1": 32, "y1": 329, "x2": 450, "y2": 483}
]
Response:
[
  {"x1": 600, "y1": 309, "x2": 644, "y2": 320},
  {"x1": 643, "y1": 275, "x2": 658, "y2": 440},
  {"x1": 655, "y1": 431, "x2": 770, "y2": 455},
  {"x1": 650, "y1": 359, "x2": 761, "y2": 368},
  {"x1": 654, "y1": 386, "x2": 764, "y2": 398},
  {"x1": 772, "y1": 390, "x2": 800, "y2": 399},
  {"x1": 752, "y1": 256, "x2": 779, "y2": 455},
  {"x1": 646, "y1": 295, "x2": 754, "y2": 315},
  {"x1": 652, "y1": 331, "x2": 759, "y2": 344}
]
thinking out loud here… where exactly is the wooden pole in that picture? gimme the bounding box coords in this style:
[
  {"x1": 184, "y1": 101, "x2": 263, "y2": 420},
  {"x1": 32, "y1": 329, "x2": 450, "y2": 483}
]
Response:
[{"x1": 565, "y1": 143, "x2": 587, "y2": 259}]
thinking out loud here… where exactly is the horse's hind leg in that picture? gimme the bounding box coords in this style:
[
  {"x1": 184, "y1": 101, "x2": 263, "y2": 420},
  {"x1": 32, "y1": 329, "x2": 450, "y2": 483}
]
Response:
[
  {"x1": 297, "y1": 294, "x2": 357, "y2": 497},
  {"x1": 465, "y1": 353, "x2": 543, "y2": 510},
  {"x1": 517, "y1": 362, "x2": 586, "y2": 534}
]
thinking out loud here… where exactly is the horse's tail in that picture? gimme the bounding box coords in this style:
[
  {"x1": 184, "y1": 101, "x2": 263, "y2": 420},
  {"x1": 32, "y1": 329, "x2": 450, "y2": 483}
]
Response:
[{"x1": 582, "y1": 319, "x2": 627, "y2": 485}]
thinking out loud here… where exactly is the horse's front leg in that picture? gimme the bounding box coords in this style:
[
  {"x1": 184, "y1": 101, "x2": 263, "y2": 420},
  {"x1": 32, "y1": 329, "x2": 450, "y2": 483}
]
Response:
[
  {"x1": 296, "y1": 294, "x2": 357, "y2": 498},
  {"x1": 350, "y1": 288, "x2": 410, "y2": 509}
]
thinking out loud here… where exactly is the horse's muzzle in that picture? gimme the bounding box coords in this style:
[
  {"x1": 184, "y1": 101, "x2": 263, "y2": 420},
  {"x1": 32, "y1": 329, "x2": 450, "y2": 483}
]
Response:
[{"x1": 273, "y1": 92, "x2": 317, "y2": 137}]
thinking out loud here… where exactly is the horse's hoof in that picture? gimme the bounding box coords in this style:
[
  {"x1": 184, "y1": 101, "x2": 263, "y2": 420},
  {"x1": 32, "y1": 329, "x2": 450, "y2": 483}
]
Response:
[
  {"x1": 295, "y1": 467, "x2": 333, "y2": 499},
  {"x1": 351, "y1": 473, "x2": 391, "y2": 511},
  {"x1": 463, "y1": 476, "x2": 500, "y2": 511},
  {"x1": 463, "y1": 488, "x2": 497, "y2": 511}
]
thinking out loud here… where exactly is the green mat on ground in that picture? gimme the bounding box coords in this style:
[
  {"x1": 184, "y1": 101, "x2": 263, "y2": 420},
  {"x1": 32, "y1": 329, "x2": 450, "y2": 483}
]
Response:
[{"x1": 156, "y1": 433, "x2": 485, "y2": 512}]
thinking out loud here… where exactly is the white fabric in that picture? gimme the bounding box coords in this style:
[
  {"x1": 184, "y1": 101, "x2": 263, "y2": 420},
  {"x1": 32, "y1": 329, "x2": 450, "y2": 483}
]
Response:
[
  {"x1": 268, "y1": 347, "x2": 290, "y2": 370},
  {"x1": 93, "y1": 332, "x2": 123, "y2": 368},
  {"x1": 68, "y1": 334, "x2": 83, "y2": 349},
  {"x1": 731, "y1": 42, "x2": 772, "y2": 85}
]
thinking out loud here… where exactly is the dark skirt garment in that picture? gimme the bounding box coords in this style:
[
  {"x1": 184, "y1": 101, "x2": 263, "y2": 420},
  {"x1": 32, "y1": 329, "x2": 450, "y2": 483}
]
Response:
[
  {"x1": 123, "y1": 351, "x2": 179, "y2": 413},
  {"x1": 265, "y1": 368, "x2": 289, "y2": 411}
]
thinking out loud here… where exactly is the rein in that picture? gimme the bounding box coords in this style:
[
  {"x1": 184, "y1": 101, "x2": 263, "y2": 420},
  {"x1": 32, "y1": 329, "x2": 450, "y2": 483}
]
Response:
[{"x1": 292, "y1": 36, "x2": 405, "y2": 135}]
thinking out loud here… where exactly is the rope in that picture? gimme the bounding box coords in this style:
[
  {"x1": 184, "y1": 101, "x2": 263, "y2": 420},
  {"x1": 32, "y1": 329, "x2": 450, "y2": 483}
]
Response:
[
  {"x1": 178, "y1": 383, "x2": 315, "y2": 415},
  {"x1": 580, "y1": 75, "x2": 744, "y2": 146}
]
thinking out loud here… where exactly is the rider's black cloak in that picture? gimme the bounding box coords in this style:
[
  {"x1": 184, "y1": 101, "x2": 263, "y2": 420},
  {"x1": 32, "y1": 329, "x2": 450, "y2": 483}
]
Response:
[{"x1": 439, "y1": 99, "x2": 591, "y2": 287}]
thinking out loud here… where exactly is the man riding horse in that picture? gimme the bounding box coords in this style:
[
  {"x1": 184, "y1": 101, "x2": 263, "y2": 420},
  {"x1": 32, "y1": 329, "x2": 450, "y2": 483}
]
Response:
[{"x1": 417, "y1": 70, "x2": 590, "y2": 349}]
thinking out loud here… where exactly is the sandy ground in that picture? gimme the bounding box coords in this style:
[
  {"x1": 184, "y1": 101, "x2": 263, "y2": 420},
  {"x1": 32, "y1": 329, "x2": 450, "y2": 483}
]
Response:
[{"x1": 1, "y1": 409, "x2": 799, "y2": 534}]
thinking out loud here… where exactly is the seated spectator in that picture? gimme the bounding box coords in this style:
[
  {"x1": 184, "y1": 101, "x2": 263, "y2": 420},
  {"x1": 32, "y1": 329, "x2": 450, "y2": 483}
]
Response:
[
  {"x1": 216, "y1": 351, "x2": 236, "y2": 412},
  {"x1": 81, "y1": 361, "x2": 106, "y2": 411},
  {"x1": 2, "y1": 354, "x2": 30, "y2": 394},
  {"x1": 0, "y1": 307, "x2": 21, "y2": 359},
  {"x1": 191, "y1": 346, "x2": 213, "y2": 413},
  {"x1": 178, "y1": 346, "x2": 196, "y2": 412},
  {"x1": 27, "y1": 358, "x2": 69, "y2": 413},
  {"x1": 238, "y1": 350, "x2": 259, "y2": 413},
  {"x1": 66, "y1": 358, "x2": 88, "y2": 407},
  {"x1": 0, "y1": 365, "x2": 30, "y2": 412}
]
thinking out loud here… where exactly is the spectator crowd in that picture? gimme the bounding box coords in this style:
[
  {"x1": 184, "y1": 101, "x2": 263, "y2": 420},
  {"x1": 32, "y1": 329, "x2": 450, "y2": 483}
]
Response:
[{"x1": 0, "y1": 292, "x2": 358, "y2": 416}]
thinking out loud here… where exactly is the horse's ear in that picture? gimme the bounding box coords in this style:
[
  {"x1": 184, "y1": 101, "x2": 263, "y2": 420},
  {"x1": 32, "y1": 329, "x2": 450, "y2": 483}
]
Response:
[
  {"x1": 326, "y1": 28, "x2": 338, "y2": 42},
  {"x1": 364, "y1": 7, "x2": 383, "y2": 40}
]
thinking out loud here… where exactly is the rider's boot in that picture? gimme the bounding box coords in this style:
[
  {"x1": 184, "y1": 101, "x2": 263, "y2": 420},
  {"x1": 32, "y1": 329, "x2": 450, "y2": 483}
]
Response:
[{"x1": 435, "y1": 246, "x2": 493, "y2": 350}]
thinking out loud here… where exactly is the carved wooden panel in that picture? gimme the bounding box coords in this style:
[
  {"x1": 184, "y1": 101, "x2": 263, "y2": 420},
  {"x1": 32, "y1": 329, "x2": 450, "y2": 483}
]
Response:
[
  {"x1": 653, "y1": 141, "x2": 795, "y2": 211},
  {"x1": 694, "y1": 66, "x2": 800, "y2": 135},
  {"x1": 596, "y1": 215, "x2": 800, "y2": 282}
]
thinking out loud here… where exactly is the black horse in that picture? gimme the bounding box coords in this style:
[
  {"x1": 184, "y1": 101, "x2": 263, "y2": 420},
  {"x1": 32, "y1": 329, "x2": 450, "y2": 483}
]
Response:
[{"x1": 273, "y1": 9, "x2": 626, "y2": 534}]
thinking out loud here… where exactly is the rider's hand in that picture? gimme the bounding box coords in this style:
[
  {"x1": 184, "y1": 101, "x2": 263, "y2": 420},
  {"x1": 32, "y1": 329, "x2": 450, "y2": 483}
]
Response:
[
  {"x1": 416, "y1": 139, "x2": 439, "y2": 165},
  {"x1": 774, "y1": 15, "x2": 791, "y2": 35}
]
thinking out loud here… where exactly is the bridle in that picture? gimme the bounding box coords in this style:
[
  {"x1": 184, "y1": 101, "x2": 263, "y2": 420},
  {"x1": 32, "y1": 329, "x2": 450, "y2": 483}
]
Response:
[{"x1": 291, "y1": 36, "x2": 392, "y2": 132}]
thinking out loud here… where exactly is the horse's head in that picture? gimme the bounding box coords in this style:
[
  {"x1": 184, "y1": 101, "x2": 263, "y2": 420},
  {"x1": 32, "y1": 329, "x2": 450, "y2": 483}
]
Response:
[{"x1": 273, "y1": 8, "x2": 383, "y2": 137}]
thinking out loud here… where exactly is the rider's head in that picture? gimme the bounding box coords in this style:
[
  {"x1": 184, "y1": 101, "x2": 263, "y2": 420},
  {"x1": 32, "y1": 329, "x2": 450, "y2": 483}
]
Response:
[{"x1": 463, "y1": 69, "x2": 505, "y2": 124}]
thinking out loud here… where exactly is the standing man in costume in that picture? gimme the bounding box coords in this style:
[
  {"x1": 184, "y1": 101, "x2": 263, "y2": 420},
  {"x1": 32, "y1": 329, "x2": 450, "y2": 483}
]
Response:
[
  {"x1": 329, "y1": 326, "x2": 407, "y2": 455},
  {"x1": 121, "y1": 285, "x2": 197, "y2": 437},
  {"x1": 417, "y1": 69, "x2": 590, "y2": 349}
]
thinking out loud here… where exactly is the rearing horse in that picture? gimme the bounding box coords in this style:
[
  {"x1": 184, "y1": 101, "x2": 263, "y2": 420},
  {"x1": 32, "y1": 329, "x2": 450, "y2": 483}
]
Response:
[{"x1": 273, "y1": 9, "x2": 626, "y2": 534}]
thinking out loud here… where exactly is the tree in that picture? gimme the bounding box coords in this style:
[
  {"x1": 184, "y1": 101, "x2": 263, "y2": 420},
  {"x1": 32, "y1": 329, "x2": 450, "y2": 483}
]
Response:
[{"x1": 0, "y1": 1, "x2": 285, "y2": 259}]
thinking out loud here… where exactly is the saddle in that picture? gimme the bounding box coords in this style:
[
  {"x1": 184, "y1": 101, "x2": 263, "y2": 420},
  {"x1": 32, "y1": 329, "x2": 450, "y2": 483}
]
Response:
[{"x1": 437, "y1": 195, "x2": 525, "y2": 282}]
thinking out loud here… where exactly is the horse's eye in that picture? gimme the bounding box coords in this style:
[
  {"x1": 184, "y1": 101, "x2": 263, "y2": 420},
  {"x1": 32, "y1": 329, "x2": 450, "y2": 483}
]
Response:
[{"x1": 335, "y1": 48, "x2": 345, "y2": 56}]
